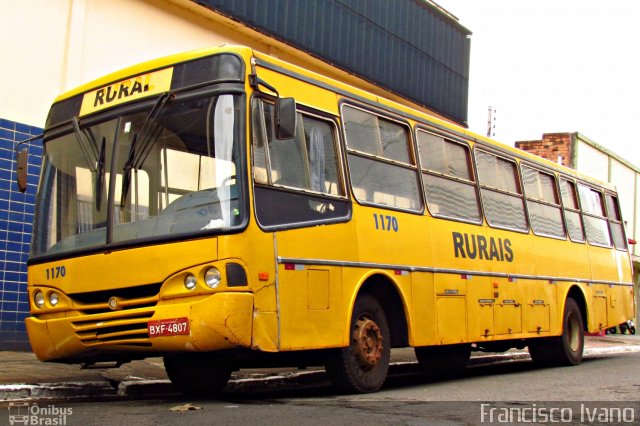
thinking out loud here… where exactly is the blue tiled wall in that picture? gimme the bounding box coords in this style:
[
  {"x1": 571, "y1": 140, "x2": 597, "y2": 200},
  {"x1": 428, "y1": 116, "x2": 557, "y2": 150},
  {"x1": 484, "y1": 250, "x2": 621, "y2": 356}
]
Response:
[{"x1": 0, "y1": 118, "x2": 42, "y2": 351}]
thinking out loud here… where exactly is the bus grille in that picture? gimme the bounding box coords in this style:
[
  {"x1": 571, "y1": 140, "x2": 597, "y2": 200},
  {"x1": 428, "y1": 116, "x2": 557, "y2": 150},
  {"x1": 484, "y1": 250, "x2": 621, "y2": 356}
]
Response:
[
  {"x1": 69, "y1": 283, "x2": 161, "y2": 315},
  {"x1": 72, "y1": 310, "x2": 154, "y2": 347}
]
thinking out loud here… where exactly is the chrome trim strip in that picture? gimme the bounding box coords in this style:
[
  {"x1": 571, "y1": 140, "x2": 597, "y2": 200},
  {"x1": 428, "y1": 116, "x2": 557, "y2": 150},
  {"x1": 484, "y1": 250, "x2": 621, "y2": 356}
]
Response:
[{"x1": 276, "y1": 257, "x2": 634, "y2": 287}]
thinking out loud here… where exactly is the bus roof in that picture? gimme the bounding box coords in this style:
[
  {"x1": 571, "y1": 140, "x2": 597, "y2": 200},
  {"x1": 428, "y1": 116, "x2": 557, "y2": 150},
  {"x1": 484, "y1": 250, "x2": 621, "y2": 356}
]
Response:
[
  {"x1": 252, "y1": 50, "x2": 617, "y2": 192},
  {"x1": 52, "y1": 44, "x2": 616, "y2": 193},
  {"x1": 53, "y1": 45, "x2": 254, "y2": 103}
]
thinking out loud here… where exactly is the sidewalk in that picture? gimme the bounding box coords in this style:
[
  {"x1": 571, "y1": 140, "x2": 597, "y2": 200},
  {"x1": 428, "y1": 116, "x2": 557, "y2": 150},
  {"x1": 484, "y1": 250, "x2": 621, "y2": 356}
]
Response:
[{"x1": 1, "y1": 334, "x2": 639, "y2": 401}]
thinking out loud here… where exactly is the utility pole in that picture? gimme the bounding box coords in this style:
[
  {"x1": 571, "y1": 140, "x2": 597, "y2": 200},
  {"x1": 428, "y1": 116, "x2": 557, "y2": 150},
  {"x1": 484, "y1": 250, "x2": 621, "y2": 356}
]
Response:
[{"x1": 487, "y1": 106, "x2": 496, "y2": 138}]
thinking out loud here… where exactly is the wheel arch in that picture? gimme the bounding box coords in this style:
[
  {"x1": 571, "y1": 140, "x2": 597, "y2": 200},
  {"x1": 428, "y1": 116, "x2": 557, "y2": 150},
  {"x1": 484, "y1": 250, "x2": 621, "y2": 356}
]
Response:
[
  {"x1": 565, "y1": 285, "x2": 588, "y2": 331},
  {"x1": 353, "y1": 272, "x2": 409, "y2": 348}
]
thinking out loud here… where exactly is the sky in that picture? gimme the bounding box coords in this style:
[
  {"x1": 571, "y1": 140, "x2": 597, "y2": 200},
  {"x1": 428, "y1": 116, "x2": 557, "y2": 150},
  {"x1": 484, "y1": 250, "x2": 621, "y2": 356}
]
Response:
[{"x1": 433, "y1": 0, "x2": 640, "y2": 165}]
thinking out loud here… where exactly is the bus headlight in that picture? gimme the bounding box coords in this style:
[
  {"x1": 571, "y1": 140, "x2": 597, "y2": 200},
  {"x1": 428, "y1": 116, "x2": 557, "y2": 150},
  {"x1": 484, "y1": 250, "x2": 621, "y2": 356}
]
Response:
[
  {"x1": 34, "y1": 291, "x2": 45, "y2": 309},
  {"x1": 49, "y1": 292, "x2": 59, "y2": 307},
  {"x1": 204, "y1": 268, "x2": 221, "y2": 289},
  {"x1": 184, "y1": 274, "x2": 197, "y2": 291}
]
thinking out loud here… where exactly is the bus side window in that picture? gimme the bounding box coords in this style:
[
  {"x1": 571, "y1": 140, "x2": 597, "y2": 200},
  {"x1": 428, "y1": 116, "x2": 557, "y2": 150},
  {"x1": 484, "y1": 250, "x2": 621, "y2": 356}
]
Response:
[
  {"x1": 605, "y1": 193, "x2": 627, "y2": 250},
  {"x1": 475, "y1": 150, "x2": 528, "y2": 232},
  {"x1": 417, "y1": 130, "x2": 480, "y2": 223},
  {"x1": 521, "y1": 165, "x2": 565, "y2": 239},
  {"x1": 251, "y1": 99, "x2": 348, "y2": 228},
  {"x1": 578, "y1": 183, "x2": 612, "y2": 247},
  {"x1": 342, "y1": 105, "x2": 421, "y2": 212},
  {"x1": 559, "y1": 178, "x2": 585, "y2": 243},
  {"x1": 256, "y1": 103, "x2": 342, "y2": 196}
]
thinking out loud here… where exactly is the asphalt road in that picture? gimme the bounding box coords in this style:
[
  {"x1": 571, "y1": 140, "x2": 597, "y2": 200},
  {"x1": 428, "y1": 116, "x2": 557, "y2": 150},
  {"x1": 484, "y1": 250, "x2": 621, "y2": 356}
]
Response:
[{"x1": 4, "y1": 351, "x2": 639, "y2": 425}]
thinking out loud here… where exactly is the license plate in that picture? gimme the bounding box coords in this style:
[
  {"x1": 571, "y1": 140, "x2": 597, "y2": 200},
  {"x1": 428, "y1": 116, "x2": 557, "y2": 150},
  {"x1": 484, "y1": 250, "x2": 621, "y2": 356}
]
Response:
[{"x1": 148, "y1": 317, "x2": 190, "y2": 337}]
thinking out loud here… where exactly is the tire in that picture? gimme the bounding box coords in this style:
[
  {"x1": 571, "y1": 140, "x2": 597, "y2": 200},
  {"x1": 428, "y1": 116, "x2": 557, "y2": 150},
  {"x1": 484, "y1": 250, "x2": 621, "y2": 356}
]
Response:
[
  {"x1": 325, "y1": 294, "x2": 391, "y2": 393},
  {"x1": 630, "y1": 326, "x2": 636, "y2": 335},
  {"x1": 528, "y1": 298, "x2": 584, "y2": 367},
  {"x1": 415, "y1": 344, "x2": 471, "y2": 377},
  {"x1": 164, "y1": 352, "x2": 232, "y2": 396}
]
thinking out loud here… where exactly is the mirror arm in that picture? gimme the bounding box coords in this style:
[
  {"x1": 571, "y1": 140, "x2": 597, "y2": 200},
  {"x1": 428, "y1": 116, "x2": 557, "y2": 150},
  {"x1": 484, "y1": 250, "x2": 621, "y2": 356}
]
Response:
[
  {"x1": 249, "y1": 74, "x2": 280, "y2": 98},
  {"x1": 14, "y1": 133, "x2": 44, "y2": 154},
  {"x1": 249, "y1": 61, "x2": 296, "y2": 140}
]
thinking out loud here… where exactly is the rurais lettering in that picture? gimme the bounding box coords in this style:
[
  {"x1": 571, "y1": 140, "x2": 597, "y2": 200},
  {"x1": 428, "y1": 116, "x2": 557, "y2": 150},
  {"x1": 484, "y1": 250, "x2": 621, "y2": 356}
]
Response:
[
  {"x1": 452, "y1": 232, "x2": 513, "y2": 262},
  {"x1": 93, "y1": 78, "x2": 151, "y2": 108}
]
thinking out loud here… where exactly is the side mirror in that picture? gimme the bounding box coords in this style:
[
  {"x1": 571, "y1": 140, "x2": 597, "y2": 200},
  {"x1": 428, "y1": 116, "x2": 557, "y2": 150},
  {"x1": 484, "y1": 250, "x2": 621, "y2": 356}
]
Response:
[
  {"x1": 16, "y1": 148, "x2": 28, "y2": 193},
  {"x1": 275, "y1": 97, "x2": 296, "y2": 140}
]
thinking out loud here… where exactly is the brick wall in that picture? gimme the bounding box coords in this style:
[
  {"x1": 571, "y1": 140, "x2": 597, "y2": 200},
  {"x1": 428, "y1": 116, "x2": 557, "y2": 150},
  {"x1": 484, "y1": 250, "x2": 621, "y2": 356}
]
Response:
[
  {"x1": 515, "y1": 133, "x2": 573, "y2": 167},
  {"x1": 0, "y1": 118, "x2": 42, "y2": 351}
]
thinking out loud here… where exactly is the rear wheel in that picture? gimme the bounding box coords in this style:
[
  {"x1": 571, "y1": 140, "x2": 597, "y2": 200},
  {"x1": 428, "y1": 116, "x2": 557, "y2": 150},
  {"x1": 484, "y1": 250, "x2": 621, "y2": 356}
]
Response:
[
  {"x1": 528, "y1": 298, "x2": 584, "y2": 366},
  {"x1": 164, "y1": 352, "x2": 232, "y2": 396},
  {"x1": 415, "y1": 343, "x2": 471, "y2": 377},
  {"x1": 325, "y1": 294, "x2": 390, "y2": 393}
]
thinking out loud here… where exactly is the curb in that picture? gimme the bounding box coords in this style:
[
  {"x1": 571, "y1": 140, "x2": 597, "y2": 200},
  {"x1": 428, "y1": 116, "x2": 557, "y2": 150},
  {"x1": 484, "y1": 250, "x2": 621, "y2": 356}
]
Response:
[
  {"x1": 0, "y1": 381, "x2": 118, "y2": 401},
  {"x1": 2, "y1": 345, "x2": 639, "y2": 402}
]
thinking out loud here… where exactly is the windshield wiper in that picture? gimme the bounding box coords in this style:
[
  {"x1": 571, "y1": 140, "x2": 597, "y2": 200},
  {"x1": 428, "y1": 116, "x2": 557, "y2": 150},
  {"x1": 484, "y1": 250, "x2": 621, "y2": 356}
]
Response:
[
  {"x1": 120, "y1": 92, "x2": 172, "y2": 208},
  {"x1": 95, "y1": 137, "x2": 106, "y2": 211},
  {"x1": 120, "y1": 133, "x2": 137, "y2": 209},
  {"x1": 71, "y1": 116, "x2": 98, "y2": 172},
  {"x1": 72, "y1": 116, "x2": 108, "y2": 210}
]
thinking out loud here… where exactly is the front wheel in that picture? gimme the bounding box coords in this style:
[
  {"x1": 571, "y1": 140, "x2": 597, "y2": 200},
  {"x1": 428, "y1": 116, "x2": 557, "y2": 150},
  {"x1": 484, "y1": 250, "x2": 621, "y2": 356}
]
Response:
[
  {"x1": 164, "y1": 352, "x2": 232, "y2": 396},
  {"x1": 325, "y1": 294, "x2": 390, "y2": 393},
  {"x1": 528, "y1": 298, "x2": 584, "y2": 367}
]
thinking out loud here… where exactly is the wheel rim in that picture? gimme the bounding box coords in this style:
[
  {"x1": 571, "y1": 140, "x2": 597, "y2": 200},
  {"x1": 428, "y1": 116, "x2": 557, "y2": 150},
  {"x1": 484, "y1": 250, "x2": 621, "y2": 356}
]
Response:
[
  {"x1": 352, "y1": 316, "x2": 384, "y2": 371},
  {"x1": 567, "y1": 311, "x2": 581, "y2": 352}
]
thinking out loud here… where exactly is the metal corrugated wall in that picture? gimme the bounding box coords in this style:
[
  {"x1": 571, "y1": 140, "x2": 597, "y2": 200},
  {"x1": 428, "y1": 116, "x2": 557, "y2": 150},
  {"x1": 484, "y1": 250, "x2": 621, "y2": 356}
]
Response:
[{"x1": 194, "y1": 0, "x2": 471, "y2": 125}]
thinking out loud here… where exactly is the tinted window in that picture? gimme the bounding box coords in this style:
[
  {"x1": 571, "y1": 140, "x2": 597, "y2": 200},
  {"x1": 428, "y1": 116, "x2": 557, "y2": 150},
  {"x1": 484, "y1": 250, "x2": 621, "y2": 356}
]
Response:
[
  {"x1": 417, "y1": 131, "x2": 480, "y2": 222},
  {"x1": 606, "y1": 193, "x2": 627, "y2": 250},
  {"x1": 476, "y1": 150, "x2": 527, "y2": 231},
  {"x1": 578, "y1": 184, "x2": 611, "y2": 247},
  {"x1": 522, "y1": 166, "x2": 564, "y2": 238},
  {"x1": 252, "y1": 100, "x2": 348, "y2": 228},
  {"x1": 559, "y1": 179, "x2": 585, "y2": 242},
  {"x1": 343, "y1": 106, "x2": 410, "y2": 163},
  {"x1": 476, "y1": 151, "x2": 520, "y2": 194},
  {"x1": 419, "y1": 132, "x2": 472, "y2": 179},
  {"x1": 343, "y1": 105, "x2": 421, "y2": 211}
]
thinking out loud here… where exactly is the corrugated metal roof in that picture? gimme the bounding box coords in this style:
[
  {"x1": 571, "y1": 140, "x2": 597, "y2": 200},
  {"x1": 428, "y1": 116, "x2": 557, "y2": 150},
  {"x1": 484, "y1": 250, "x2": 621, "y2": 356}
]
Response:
[{"x1": 193, "y1": 0, "x2": 471, "y2": 125}]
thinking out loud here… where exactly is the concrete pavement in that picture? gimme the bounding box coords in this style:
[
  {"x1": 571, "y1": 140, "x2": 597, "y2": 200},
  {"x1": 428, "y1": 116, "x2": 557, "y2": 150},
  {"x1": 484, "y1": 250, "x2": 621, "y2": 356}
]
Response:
[{"x1": 1, "y1": 334, "x2": 639, "y2": 402}]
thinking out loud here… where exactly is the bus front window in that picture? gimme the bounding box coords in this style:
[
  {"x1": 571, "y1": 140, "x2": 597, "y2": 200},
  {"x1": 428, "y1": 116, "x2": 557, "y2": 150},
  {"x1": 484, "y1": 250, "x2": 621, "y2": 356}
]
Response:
[{"x1": 32, "y1": 93, "x2": 243, "y2": 258}]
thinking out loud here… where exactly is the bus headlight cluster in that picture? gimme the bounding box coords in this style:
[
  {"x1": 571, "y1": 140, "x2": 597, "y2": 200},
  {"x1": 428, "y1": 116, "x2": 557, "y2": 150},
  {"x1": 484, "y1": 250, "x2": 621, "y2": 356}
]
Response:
[
  {"x1": 33, "y1": 290, "x2": 61, "y2": 309},
  {"x1": 204, "y1": 268, "x2": 221, "y2": 289},
  {"x1": 181, "y1": 268, "x2": 222, "y2": 292}
]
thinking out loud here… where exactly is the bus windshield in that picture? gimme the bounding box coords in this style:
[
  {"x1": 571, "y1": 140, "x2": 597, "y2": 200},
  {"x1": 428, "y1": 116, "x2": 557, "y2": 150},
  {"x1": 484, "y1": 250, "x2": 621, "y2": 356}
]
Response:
[{"x1": 32, "y1": 93, "x2": 243, "y2": 258}]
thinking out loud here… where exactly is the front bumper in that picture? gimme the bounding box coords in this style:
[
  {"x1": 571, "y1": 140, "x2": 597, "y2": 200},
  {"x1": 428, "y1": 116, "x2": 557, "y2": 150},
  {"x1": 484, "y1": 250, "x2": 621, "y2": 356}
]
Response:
[{"x1": 26, "y1": 292, "x2": 254, "y2": 362}]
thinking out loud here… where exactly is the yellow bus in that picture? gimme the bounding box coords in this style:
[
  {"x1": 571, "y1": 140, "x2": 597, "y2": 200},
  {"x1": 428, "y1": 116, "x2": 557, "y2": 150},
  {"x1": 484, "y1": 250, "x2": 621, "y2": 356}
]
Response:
[{"x1": 19, "y1": 45, "x2": 635, "y2": 394}]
